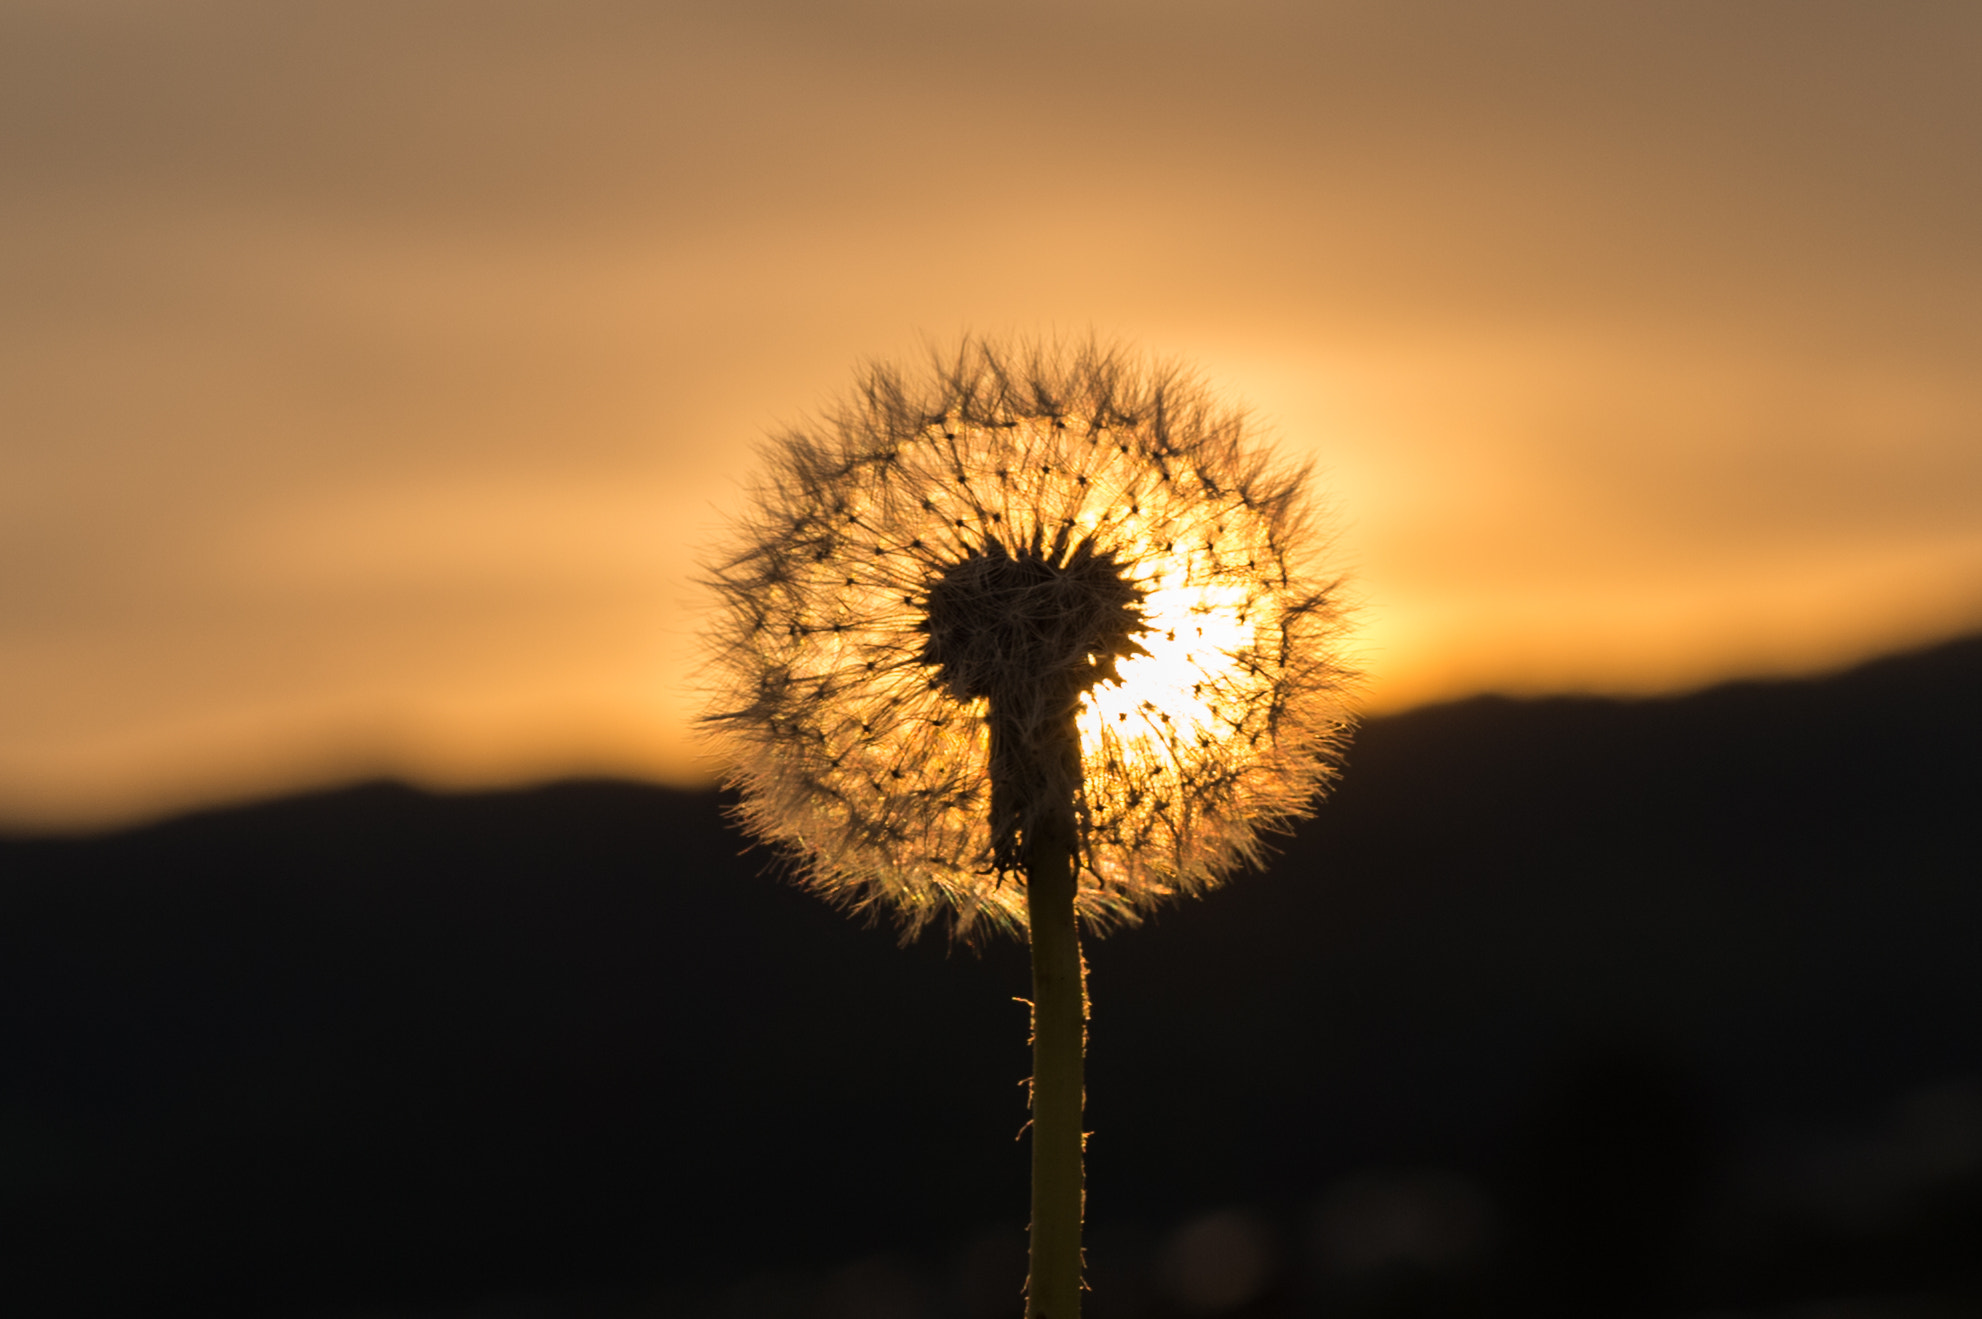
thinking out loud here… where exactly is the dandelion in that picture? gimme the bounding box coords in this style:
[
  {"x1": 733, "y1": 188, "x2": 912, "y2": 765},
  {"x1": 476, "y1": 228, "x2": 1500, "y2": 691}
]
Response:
[{"x1": 702, "y1": 338, "x2": 1355, "y2": 1317}]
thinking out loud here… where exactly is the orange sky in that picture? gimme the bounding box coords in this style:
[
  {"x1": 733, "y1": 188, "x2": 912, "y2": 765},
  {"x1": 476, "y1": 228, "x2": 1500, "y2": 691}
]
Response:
[{"x1": 4, "y1": 1, "x2": 1980, "y2": 830}]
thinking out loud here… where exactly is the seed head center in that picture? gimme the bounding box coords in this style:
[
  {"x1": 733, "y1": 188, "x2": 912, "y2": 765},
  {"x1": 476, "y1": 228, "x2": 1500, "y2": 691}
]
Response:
[{"x1": 920, "y1": 533, "x2": 1150, "y2": 706}]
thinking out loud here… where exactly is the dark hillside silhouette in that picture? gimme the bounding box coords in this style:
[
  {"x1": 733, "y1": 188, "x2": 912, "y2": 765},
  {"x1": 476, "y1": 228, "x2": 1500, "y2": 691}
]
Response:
[{"x1": 5, "y1": 635, "x2": 1980, "y2": 1316}]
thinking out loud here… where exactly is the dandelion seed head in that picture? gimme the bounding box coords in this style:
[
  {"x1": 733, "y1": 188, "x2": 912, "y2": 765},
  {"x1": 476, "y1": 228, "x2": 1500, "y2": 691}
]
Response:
[{"x1": 701, "y1": 338, "x2": 1356, "y2": 939}]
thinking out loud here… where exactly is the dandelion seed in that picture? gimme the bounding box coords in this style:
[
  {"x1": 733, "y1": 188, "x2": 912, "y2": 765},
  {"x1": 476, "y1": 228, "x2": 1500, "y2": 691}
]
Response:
[{"x1": 703, "y1": 337, "x2": 1355, "y2": 939}]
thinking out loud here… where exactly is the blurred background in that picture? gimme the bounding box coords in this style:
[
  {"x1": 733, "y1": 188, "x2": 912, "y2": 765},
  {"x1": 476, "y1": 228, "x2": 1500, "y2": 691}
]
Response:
[
  {"x1": 4, "y1": 0, "x2": 1980, "y2": 829},
  {"x1": 6, "y1": 641, "x2": 1979, "y2": 1316},
  {"x1": 4, "y1": 2, "x2": 1980, "y2": 1315}
]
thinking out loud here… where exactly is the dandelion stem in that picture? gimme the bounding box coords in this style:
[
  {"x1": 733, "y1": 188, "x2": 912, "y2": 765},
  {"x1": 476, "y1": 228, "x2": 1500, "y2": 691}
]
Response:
[{"x1": 1023, "y1": 716, "x2": 1086, "y2": 1319}]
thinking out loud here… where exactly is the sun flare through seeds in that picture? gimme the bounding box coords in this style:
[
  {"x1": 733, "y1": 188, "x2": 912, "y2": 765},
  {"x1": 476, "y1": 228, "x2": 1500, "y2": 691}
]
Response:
[{"x1": 702, "y1": 339, "x2": 1356, "y2": 938}]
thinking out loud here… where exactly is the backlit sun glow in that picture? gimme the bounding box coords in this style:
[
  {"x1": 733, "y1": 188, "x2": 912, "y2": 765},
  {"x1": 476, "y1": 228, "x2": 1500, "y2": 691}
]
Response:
[{"x1": 702, "y1": 341, "x2": 1355, "y2": 938}]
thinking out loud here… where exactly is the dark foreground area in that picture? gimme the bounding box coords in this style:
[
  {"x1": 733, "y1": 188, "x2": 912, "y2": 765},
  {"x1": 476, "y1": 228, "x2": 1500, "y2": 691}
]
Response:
[{"x1": 5, "y1": 636, "x2": 1981, "y2": 1317}]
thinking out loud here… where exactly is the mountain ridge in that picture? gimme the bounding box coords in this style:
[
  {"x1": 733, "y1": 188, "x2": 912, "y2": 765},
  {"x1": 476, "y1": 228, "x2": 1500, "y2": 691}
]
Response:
[{"x1": 4, "y1": 633, "x2": 1978, "y2": 1315}]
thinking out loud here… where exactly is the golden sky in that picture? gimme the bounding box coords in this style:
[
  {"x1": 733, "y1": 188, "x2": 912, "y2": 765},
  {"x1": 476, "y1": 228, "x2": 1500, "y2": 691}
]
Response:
[{"x1": 4, "y1": 1, "x2": 1980, "y2": 830}]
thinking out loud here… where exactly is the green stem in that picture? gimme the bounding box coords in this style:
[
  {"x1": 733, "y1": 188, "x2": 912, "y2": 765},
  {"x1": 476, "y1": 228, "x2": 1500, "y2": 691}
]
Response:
[{"x1": 1024, "y1": 787, "x2": 1085, "y2": 1319}]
